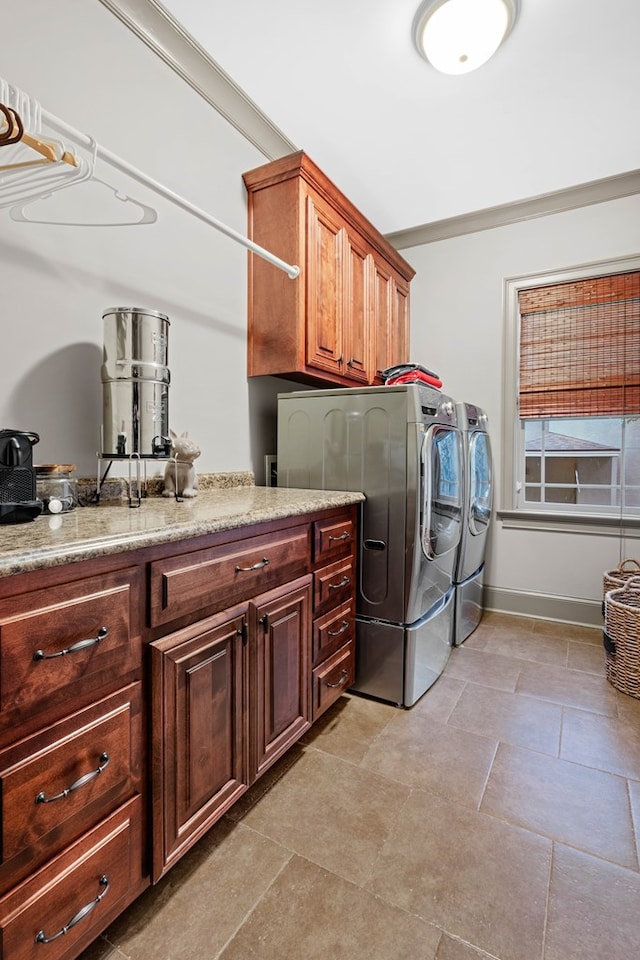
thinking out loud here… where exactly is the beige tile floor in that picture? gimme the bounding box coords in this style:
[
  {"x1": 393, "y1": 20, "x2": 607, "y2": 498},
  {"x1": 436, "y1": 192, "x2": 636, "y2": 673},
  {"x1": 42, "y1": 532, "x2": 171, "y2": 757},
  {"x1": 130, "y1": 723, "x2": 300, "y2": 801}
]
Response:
[{"x1": 82, "y1": 612, "x2": 640, "y2": 960}]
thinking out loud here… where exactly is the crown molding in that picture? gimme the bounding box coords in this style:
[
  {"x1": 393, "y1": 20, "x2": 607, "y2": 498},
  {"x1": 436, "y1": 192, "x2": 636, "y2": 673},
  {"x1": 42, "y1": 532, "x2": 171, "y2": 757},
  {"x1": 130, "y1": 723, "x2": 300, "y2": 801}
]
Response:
[
  {"x1": 385, "y1": 169, "x2": 640, "y2": 248},
  {"x1": 99, "y1": 2, "x2": 640, "y2": 250},
  {"x1": 98, "y1": 0, "x2": 296, "y2": 159}
]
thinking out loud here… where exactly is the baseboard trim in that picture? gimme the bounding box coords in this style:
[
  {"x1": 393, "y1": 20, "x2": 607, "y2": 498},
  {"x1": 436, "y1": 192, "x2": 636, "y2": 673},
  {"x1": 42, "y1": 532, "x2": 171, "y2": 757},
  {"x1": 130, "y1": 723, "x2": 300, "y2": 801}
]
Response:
[{"x1": 484, "y1": 585, "x2": 602, "y2": 627}]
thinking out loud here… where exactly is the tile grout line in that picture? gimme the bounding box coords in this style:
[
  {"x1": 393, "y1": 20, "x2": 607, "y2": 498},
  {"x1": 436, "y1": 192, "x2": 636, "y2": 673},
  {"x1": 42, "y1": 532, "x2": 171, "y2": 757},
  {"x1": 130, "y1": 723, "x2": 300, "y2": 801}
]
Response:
[
  {"x1": 624, "y1": 778, "x2": 640, "y2": 873},
  {"x1": 212, "y1": 850, "x2": 295, "y2": 960},
  {"x1": 540, "y1": 840, "x2": 556, "y2": 960},
  {"x1": 476, "y1": 738, "x2": 501, "y2": 812},
  {"x1": 358, "y1": 786, "x2": 415, "y2": 890}
]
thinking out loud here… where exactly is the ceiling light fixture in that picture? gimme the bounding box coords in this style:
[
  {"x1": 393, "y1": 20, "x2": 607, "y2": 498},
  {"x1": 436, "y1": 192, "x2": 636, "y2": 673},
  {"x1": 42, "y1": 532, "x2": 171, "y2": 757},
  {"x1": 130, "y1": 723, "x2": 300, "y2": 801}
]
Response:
[{"x1": 413, "y1": 0, "x2": 519, "y2": 75}]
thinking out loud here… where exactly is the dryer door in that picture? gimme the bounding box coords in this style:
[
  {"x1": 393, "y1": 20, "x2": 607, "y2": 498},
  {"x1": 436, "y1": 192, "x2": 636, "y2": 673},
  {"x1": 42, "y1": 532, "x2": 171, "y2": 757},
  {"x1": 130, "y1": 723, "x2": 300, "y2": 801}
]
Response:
[
  {"x1": 468, "y1": 431, "x2": 492, "y2": 535},
  {"x1": 422, "y1": 425, "x2": 463, "y2": 562}
]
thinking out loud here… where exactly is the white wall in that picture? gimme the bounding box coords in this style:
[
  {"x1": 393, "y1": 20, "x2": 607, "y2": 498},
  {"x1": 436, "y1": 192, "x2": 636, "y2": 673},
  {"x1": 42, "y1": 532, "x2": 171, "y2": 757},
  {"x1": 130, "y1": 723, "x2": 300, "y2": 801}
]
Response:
[
  {"x1": 0, "y1": 0, "x2": 277, "y2": 479},
  {"x1": 406, "y1": 196, "x2": 640, "y2": 619}
]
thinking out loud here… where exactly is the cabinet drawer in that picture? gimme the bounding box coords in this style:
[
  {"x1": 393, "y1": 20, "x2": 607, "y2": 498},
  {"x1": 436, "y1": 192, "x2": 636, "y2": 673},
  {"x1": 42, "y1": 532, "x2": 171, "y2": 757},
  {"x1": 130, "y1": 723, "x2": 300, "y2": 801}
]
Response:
[
  {"x1": 311, "y1": 642, "x2": 355, "y2": 719},
  {"x1": 150, "y1": 526, "x2": 310, "y2": 627},
  {"x1": 313, "y1": 557, "x2": 355, "y2": 616},
  {"x1": 313, "y1": 515, "x2": 355, "y2": 565},
  {"x1": 0, "y1": 683, "x2": 141, "y2": 894},
  {"x1": 0, "y1": 568, "x2": 140, "y2": 725},
  {"x1": 312, "y1": 601, "x2": 354, "y2": 665},
  {"x1": 0, "y1": 795, "x2": 143, "y2": 960}
]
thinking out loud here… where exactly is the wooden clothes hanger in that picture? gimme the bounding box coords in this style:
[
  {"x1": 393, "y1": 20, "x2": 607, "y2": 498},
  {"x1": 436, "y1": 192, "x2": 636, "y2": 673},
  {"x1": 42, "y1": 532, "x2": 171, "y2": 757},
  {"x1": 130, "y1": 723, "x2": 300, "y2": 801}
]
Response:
[{"x1": 0, "y1": 104, "x2": 77, "y2": 169}]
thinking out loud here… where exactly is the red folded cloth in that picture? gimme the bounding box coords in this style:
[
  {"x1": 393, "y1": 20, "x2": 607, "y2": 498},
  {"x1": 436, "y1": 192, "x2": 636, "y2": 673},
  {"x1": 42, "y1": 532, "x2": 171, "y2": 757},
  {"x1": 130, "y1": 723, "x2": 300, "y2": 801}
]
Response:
[{"x1": 386, "y1": 371, "x2": 443, "y2": 389}]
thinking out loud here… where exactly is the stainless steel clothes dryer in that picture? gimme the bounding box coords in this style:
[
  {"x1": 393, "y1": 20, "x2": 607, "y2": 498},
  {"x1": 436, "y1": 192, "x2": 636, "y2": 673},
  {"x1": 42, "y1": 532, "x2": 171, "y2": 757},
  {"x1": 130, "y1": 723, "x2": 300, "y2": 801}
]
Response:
[
  {"x1": 453, "y1": 402, "x2": 493, "y2": 645},
  {"x1": 277, "y1": 383, "x2": 464, "y2": 706}
]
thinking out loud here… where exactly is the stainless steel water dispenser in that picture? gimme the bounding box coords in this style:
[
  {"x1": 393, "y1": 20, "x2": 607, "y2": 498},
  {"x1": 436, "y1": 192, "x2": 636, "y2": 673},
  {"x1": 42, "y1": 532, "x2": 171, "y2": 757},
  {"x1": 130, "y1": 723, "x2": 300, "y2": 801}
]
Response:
[{"x1": 101, "y1": 307, "x2": 171, "y2": 459}]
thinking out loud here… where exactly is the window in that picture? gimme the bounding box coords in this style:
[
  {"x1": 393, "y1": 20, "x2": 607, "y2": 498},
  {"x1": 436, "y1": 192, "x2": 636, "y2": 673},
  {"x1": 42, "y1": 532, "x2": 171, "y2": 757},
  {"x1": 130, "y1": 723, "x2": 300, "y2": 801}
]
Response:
[{"x1": 502, "y1": 257, "x2": 640, "y2": 522}]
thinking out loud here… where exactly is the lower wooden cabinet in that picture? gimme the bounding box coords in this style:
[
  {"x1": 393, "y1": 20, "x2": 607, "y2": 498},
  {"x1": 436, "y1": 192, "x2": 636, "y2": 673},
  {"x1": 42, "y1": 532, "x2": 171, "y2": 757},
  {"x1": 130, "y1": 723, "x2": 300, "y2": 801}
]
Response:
[
  {"x1": 150, "y1": 576, "x2": 312, "y2": 881},
  {"x1": 0, "y1": 502, "x2": 358, "y2": 957}
]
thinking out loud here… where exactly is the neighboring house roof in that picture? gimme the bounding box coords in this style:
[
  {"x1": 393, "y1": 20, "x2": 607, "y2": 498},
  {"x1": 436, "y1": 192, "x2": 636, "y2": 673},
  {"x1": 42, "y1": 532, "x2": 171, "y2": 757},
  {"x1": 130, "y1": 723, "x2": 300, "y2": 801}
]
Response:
[{"x1": 525, "y1": 432, "x2": 620, "y2": 453}]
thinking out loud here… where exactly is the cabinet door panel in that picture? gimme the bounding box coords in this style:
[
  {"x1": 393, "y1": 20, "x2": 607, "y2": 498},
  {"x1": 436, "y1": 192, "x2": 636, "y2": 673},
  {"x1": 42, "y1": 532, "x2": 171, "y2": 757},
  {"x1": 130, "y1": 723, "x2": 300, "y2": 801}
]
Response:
[
  {"x1": 372, "y1": 262, "x2": 410, "y2": 383},
  {"x1": 306, "y1": 195, "x2": 345, "y2": 376},
  {"x1": 372, "y1": 259, "x2": 394, "y2": 380},
  {"x1": 391, "y1": 275, "x2": 410, "y2": 372},
  {"x1": 343, "y1": 235, "x2": 371, "y2": 383},
  {"x1": 252, "y1": 578, "x2": 311, "y2": 781},
  {"x1": 150, "y1": 610, "x2": 248, "y2": 880}
]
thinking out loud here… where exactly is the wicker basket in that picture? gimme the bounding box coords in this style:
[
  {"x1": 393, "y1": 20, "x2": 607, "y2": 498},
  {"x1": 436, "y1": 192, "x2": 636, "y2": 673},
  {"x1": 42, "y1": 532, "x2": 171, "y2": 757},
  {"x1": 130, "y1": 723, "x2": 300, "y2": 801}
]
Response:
[
  {"x1": 603, "y1": 558, "x2": 640, "y2": 597},
  {"x1": 603, "y1": 577, "x2": 640, "y2": 698}
]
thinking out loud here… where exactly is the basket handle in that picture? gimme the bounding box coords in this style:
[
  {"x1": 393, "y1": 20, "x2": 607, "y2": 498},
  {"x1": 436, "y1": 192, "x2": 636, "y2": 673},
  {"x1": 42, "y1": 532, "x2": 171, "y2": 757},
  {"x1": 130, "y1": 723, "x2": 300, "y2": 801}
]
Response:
[
  {"x1": 617, "y1": 558, "x2": 640, "y2": 572},
  {"x1": 603, "y1": 630, "x2": 616, "y2": 656},
  {"x1": 619, "y1": 575, "x2": 640, "y2": 594}
]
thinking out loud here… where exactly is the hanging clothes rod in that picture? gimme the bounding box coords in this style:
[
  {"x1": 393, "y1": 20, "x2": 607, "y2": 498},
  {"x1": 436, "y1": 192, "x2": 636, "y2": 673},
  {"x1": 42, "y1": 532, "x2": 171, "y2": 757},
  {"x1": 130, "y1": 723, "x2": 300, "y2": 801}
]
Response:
[{"x1": 40, "y1": 108, "x2": 300, "y2": 279}]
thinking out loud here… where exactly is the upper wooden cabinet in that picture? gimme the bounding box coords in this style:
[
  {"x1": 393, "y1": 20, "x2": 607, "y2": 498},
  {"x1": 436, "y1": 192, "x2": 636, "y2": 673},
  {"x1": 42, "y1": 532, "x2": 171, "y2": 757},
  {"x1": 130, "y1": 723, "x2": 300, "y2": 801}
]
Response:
[{"x1": 242, "y1": 151, "x2": 415, "y2": 387}]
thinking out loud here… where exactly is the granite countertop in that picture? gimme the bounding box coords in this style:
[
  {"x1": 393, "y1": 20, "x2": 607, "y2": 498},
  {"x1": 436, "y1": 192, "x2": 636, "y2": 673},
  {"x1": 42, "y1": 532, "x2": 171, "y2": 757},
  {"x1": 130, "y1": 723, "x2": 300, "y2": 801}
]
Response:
[{"x1": 0, "y1": 486, "x2": 364, "y2": 578}]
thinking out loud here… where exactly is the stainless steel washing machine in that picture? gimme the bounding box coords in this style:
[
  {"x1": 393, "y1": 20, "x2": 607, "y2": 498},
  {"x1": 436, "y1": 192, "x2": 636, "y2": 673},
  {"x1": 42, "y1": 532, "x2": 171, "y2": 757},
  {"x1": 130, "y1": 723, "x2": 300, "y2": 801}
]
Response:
[
  {"x1": 453, "y1": 402, "x2": 493, "y2": 645},
  {"x1": 277, "y1": 383, "x2": 464, "y2": 705}
]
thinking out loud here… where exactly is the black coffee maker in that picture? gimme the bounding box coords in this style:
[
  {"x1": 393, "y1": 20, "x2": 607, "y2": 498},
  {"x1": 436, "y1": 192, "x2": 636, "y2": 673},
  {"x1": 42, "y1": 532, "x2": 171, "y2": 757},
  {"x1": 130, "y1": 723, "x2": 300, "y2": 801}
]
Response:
[{"x1": 0, "y1": 429, "x2": 43, "y2": 523}]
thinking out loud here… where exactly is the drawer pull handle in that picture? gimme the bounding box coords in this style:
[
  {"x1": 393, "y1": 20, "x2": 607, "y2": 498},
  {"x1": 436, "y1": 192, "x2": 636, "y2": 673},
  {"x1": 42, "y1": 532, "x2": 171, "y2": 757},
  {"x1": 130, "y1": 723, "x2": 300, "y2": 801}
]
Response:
[
  {"x1": 328, "y1": 576, "x2": 350, "y2": 590},
  {"x1": 327, "y1": 620, "x2": 349, "y2": 638},
  {"x1": 235, "y1": 557, "x2": 269, "y2": 572},
  {"x1": 328, "y1": 531, "x2": 350, "y2": 542},
  {"x1": 326, "y1": 669, "x2": 349, "y2": 689},
  {"x1": 33, "y1": 626, "x2": 109, "y2": 661},
  {"x1": 35, "y1": 874, "x2": 110, "y2": 944},
  {"x1": 35, "y1": 752, "x2": 110, "y2": 804}
]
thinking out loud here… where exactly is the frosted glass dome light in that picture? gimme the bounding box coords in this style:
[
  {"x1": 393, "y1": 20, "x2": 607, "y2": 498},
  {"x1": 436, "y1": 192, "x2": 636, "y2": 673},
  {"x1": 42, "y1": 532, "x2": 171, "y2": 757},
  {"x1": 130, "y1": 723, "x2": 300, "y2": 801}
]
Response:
[{"x1": 413, "y1": 0, "x2": 520, "y2": 75}]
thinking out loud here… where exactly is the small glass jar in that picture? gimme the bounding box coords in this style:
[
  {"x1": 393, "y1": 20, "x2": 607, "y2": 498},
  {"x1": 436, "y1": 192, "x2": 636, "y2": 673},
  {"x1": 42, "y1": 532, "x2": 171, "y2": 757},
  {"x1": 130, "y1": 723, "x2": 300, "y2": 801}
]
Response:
[{"x1": 35, "y1": 464, "x2": 79, "y2": 514}]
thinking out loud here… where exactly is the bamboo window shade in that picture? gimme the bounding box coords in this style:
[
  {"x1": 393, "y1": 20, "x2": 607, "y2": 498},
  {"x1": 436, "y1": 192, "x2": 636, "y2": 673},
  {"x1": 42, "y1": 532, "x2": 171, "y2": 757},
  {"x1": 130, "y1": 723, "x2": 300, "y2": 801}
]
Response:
[{"x1": 518, "y1": 271, "x2": 640, "y2": 419}]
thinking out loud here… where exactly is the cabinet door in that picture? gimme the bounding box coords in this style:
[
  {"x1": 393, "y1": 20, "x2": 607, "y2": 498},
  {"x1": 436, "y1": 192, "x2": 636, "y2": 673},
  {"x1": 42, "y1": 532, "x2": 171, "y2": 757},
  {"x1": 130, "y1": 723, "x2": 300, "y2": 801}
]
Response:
[
  {"x1": 305, "y1": 195, "x2": 345, "y2": 377},
  {"x1": 150, "y1": 609, "x2": 249, "y2": 880},
  {"x1": 343, "y1": 232, "x2": 372, "y2": 384},
  {"x1": 251, "y1": 578, "x2": 311, "y2": 781},
  {"x1": 391, "y1": 273, "x2": 410, "y2": 372},
  {"x1": 372, "y1": 257, "x2": 394, "y2": 380},
  {"x1": 371, "y1": 260, "x2": 410, "y2": 382}
]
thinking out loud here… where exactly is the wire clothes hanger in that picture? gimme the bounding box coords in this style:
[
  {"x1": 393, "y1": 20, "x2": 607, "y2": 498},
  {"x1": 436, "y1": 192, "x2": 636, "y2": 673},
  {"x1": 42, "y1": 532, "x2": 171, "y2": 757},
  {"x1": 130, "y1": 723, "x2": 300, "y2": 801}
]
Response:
[
  {"x1": 10, "y1": 176, "x2": 158, "y2": 226},
  {"x1": 0, "y1": 98, "x2": 152, "y2": 225}
]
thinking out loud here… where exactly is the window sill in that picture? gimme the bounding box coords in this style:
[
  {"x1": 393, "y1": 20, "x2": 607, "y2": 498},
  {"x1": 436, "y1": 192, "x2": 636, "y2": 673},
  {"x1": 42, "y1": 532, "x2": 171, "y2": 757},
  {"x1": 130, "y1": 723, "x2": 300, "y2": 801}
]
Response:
[{"x1": 497, "y1": 509, "x2": 640, "y2": 537}]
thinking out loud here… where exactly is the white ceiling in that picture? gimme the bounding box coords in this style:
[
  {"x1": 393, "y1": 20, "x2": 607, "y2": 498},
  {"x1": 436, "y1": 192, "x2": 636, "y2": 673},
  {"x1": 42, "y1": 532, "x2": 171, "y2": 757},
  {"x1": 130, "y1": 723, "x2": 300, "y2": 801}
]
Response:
[{"x1": 158, "y1": 0, "x2": 639, "y2": 235}]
